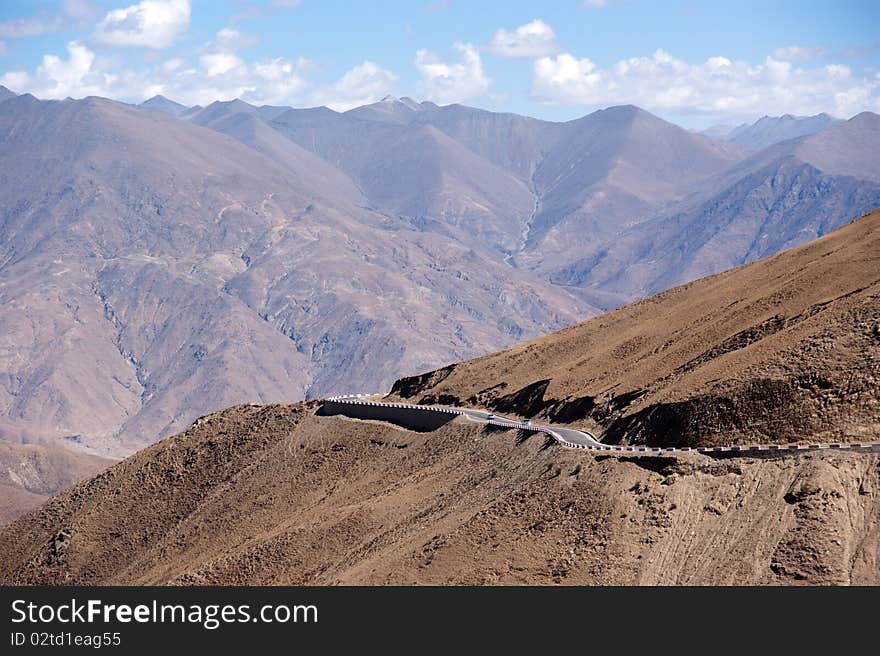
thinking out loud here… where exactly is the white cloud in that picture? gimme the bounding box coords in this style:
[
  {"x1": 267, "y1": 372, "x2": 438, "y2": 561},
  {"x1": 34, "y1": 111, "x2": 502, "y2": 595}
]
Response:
[
  {"x1": 532, "y1": 48, "x2": 880, "y2": 120},
  {"x1": 416, "y1": 42, "x2": 490, "y2": 104},
  {"x1": 271, "y1": 0, "x2": 302, "y2": 7},
  {"x1": 772, "y1": 45, "x2": 825, "y2": 63},
  {"x1": 199, "y1": 53, "x2": 244, "y2": 78},
  {"x1": 0, "y1": 34, "x2": 310, "y2": 106},
  {"x1": 161, "y1": 57, "x2": 185, "y2": 73},
  {"x1": 93, "y1": 0, "x2": 191, "y2": 49},
  {"x1": 61, "y1": 0, "x2": 101, "y2": 20},
  {"x1": 0, "y1": 14, "x2": 64, "y2": 39},
  {"x1": 0, "y1": 41, "x2": 116, "y2": 99},
  {"x1": 310, "y1": 61, "x2": 398, "y2": 111},
  {"x1": 487, "y1": 19, "x2": 560, "y2": 59},
  {"x1": 582, "y1": 0, "x2": 607, "y2": 7},
  {"x1": 0, "y1": 1, "x2": 98, "y2": 39},
  {"x1": 212, "y1": 28, "x2": 259, "y2": 51}
]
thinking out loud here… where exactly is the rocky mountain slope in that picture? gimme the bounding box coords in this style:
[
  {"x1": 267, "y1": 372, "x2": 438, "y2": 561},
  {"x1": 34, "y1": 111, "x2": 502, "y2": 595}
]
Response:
[
  {"x1": 0, "y1": 444, "x2": 114, "y2": 525},
  {"x1": 139, "y1": 94, "x2": 189, "y2": 117},
  {"x1": 0, "y1": 94, "x2": 589, "y2": 458},
  {"x1": 1, "y1": 212, "x2": 878, "y2": 584},
  {"x1": 1, "y1": 90, "x2": 878, "y2": 471},
  {"x1": 392, "y1": 208, "x2": 880, "y2": 449},
  {"x1": 708, "y1": 113, "x2": 843, "y2": 150},
  {"x1": 555, "y1": 112, "x2": 880, "y2": 301}
]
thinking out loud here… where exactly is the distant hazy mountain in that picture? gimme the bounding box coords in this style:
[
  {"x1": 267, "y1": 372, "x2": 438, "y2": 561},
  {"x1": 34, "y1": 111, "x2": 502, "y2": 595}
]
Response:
[
  {"x1": 522, "y1": 105, "x2": 746, "y2": 294},
  {"x1": 557, "y1": 111, "x2": 880, "y2": 299},
  {"x1": 0, "y1": 86, "x2": 15, "y2": 103},
  {"x1": 0, "y1": 94, "x2": 591, "y2": 456},
  {"x1": 704, "y1": 113, "x2": 843, "y2": 150},
  {"x1": 191, "y1": 108, "x2": 366, "y2": 205},
  {"x1": 1, "y1": 91, "x2": 877, "y2": 463},
  {"x1": 139, "y1": 94, "x2": 189, "y2": 117},
  {"x1": 189, "y1": 99, "x2": 291, "y2": 125},
  {"x1": 410, "y1": 101, "x2": 561, "y2": 180},
  {"x1": 268, "y1": 103, "x2": 536, "y2": 253},
  {"x1": 700, "y1": 124, "x2": 737, "y2": 140},
  {"x1": 344, "y1": 95, "x2": 426, "y2": 125}
]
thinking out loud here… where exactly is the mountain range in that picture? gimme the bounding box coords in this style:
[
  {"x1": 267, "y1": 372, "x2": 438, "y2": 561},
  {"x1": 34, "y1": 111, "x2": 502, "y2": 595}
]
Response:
[
  {"x1": 2, "y1": 208, "x2": 877, "y2": 583},
  {"x1": 1, "y1": 83, "x2": 878, "y2": 473},
  {"x1": 702, "y1": 112, "x2": 843, "y2": 150}
]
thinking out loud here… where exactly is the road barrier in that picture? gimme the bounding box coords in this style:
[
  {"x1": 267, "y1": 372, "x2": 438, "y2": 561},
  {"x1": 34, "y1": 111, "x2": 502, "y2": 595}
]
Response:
[{"x1": 323, "y1": 396, "x2": 880, "y2": 457}]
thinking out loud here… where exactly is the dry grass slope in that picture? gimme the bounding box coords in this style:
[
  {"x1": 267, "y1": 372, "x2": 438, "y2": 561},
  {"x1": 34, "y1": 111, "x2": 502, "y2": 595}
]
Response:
[
  {"x1": 0, "y1": 404, "x2": 876, "y2": 585},
  {"x1": 394, "y1": 208, "x2": 880, "y2": 449}
]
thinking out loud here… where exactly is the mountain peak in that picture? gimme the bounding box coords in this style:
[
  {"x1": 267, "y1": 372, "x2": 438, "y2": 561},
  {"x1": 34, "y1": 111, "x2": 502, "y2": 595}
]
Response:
[
  {"x1": 399, "y1": 97, "x2": 422, "y2": 111},
  {"x1": 140, "y1": 94, "x2": 188, "y2": 117},
  {"x1": 849, "y1": 110, "x2": 880, "y2": 124}
]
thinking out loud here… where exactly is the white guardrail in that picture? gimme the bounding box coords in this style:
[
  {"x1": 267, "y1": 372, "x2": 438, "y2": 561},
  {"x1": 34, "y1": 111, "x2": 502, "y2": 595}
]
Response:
[{"x1": 323, "y1": 396, "x2": 880, "y2": 457}]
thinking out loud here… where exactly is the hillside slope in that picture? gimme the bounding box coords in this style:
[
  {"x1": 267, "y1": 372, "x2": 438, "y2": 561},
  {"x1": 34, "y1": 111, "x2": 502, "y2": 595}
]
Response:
[
  {"x1": 1, "y1": 403, "x2": 876, "y2": 585},
  {"x1": 0, "y1": 443, "x2": 114, "y2": 525},
  {"x1": 1, "y1": 212, "x2": 878, "y2": 585},
  {"x1": 392, "y1": 208, "x2": 880, "y2": 449},
  {"x1": 726, "y1": 113, "x2": 842, "y2": 150}
]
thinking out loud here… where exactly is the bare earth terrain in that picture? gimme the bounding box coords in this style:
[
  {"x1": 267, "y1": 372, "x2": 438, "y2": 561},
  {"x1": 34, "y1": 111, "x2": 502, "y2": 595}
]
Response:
[
  {"x1": 0, "y1": 406, "x2": 876, "y2": 585},
  {"x1": 0, "y1": 444, "x2": 114, "y2": 525},
  {"x1": 1, "y1": 210, "x2": 877, "y2": 584},
  {"x1": 393, "y1": 208, "x2": 880, "y2": 450}
]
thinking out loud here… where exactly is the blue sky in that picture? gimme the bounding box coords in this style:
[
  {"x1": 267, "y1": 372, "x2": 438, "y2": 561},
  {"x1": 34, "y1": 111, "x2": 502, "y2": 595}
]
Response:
[{"x1": 1, "y1": 0, "x2": 879, "y2": 128}]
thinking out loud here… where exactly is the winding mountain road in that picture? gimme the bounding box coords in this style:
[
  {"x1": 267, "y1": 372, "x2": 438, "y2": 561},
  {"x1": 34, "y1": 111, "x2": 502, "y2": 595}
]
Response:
[{"x1": 323, "y1": 396, "x2": 880, "y2": 457}]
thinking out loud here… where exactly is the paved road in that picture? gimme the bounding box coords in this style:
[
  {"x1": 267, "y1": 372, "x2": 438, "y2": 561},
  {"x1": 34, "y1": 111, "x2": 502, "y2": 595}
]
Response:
[{"x1": 324, "y1": 395, "x2": 880, "y2": 457}]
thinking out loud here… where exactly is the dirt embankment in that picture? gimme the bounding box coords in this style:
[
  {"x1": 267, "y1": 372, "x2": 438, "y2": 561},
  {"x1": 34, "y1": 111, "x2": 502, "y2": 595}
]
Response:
[{"x1": 0, "y1": 403, "x2": 877, "y2": 585}]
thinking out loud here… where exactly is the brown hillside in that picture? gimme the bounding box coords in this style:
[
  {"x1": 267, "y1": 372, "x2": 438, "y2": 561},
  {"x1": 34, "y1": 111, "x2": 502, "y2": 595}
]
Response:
[
  {"x1": 1, "y1": 212, "x2": 879, "y2": 585},
  {"x1": 392, "y1": 209, "x2": 880, "y2": 449},
  {"x1": 0, "y1": 403, "x2": 877, "y2": 585},
  {"x1": 0, "y1": 443, "x2": 115, "y2": 525}
]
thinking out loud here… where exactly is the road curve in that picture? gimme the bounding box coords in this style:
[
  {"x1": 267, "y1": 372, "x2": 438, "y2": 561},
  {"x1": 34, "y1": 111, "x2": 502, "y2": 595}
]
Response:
[{"x1": 323, "y1": 396, "x2": 880, "y2": 457}]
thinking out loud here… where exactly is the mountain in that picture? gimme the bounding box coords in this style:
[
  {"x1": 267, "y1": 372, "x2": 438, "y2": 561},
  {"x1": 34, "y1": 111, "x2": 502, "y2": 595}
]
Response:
[
  {"x1": 191, "y1": 98, "x2": 876, "y2": 314},
  {"x1": 346, "y1": 98, "x2": 560, "y2": 182},
  {"x1": 410, "y1": 102, "x2": 561, "y2": 180},
  {"x1": 266, "y1": 102, "x2": 749, "y2": 285},
  {"x1": 344, "y1": 95, "x2": 425, "y2": 125},
  {"x1": 2, "y1": 210, "x2": 878, "y2": 585},
  {"x1": 187, "y1": 109, "x2": 366, "y2": 205},
  {"x1": 188, "y1": 99, "x2": 290, "y2": 125},
  {"x1": 551, "y1": 111, "x2": 880, "y2": 301},
  {"x1": 700, "y1": 124, "x2": 736, "y2": 140},
  {"x1": 268, "y1": 105, "x2": 537, "y2": 253},
  {"x1": 0, "y1": 94, "x2": 592, "y2": 459},
  {"x1": 706, "y1": 113, "x2": 843, "y2": 150},
  {"x1": 519, "y1": 106, "x2": 747, "y2": 291},
  {"x1": 139, "y1": 94, "x2": 189, "y2": 117},
  {"x1": 1, "y1": 91, "x2": 878, "y2": 482},
  {"x1": 0, "y1": 86, "x2": 15, "y2": 103}
]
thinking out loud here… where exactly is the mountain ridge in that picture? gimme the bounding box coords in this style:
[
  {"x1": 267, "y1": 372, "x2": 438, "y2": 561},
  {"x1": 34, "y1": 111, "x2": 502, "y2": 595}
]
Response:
[
  {"x1": 1, "y1": 209, "x2": 878, "y2": 583},
  {"x1": 1, "y1": 92, "x2": 877, "y2": 465}
]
